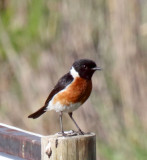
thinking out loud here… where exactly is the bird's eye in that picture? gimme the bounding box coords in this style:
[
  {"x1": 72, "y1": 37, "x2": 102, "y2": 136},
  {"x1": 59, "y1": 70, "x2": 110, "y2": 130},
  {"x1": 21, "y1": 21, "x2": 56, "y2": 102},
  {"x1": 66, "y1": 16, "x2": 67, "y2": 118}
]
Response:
[{"x1": 83, "y1": 65, "x2": 87, "y2": 69}]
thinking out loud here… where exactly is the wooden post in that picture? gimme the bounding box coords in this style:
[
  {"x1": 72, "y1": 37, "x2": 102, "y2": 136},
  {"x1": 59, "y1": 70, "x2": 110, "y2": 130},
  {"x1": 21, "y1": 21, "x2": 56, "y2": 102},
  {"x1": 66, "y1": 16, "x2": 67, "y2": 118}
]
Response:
[
  {"x1": 0, "y1": 124, "x2": 96, "y2": 160},
  {"x1": 41, "y1": 132, "x2": 96, "y2": 160}
]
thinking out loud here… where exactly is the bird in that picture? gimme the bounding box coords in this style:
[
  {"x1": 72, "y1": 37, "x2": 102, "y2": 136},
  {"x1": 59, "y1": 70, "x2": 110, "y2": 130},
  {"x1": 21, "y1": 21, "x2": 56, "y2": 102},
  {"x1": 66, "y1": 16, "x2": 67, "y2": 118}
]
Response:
[{"x1": 28, "y1": 59, "x2": 101, "y2": 136}]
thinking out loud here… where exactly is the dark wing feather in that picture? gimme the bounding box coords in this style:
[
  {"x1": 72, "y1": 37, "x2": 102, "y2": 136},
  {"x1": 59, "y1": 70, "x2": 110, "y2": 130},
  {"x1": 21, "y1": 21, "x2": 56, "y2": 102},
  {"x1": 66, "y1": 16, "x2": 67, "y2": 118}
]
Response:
[
  {"x1": 44, "y1": 72, "x2": 73, "y2": 107},
  {"x1": 28, "y1": 72, "x2": 73, "y2": 119}
]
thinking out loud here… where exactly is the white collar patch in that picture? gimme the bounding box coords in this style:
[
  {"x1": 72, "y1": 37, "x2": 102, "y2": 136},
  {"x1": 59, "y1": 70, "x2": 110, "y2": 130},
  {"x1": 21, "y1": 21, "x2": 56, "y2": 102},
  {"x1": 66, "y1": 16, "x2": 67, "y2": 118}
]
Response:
[{"x1": 70, "y1": 67, "x2": 80, "y2": 78}]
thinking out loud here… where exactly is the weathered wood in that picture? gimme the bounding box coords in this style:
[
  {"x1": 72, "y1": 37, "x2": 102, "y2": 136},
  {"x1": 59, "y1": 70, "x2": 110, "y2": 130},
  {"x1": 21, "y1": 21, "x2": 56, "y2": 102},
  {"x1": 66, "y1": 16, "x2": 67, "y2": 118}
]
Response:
[
  {"x1": 0, "y1": 124, "x2": 96, "y2": 160},
  {"x1": 41, "y1": 132, "x2": 96, "y2": 160},
  {"x1": 0, "y1": 123, "x2": 41, "y2": 160}
]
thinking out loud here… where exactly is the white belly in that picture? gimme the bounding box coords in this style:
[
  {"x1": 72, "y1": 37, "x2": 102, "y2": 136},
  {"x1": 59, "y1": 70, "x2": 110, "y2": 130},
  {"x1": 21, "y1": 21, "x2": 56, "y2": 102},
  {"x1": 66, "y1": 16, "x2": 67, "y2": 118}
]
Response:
[{"x1": 46, "y1": 100, "x2": 81, "y2": 112}]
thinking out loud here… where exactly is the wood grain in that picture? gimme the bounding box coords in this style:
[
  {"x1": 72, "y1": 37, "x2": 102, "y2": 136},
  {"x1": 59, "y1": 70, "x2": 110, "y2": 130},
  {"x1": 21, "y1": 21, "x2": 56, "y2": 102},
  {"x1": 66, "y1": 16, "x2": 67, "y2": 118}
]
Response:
[{"x1": 41, "y1": 133, "x2": 96, "y2": 160}]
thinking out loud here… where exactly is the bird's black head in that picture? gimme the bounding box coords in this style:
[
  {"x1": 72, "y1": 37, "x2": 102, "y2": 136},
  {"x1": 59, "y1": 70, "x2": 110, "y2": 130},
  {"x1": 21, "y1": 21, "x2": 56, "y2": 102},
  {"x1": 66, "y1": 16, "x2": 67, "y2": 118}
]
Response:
[{"x1": 72, "y1": 59, "x2": 101, "y2": 80}]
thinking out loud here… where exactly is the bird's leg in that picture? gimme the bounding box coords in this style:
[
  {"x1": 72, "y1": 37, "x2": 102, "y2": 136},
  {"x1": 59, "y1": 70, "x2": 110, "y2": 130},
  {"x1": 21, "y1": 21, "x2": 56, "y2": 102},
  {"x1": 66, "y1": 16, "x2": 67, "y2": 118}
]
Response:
[
  {"x1": 68, "y1": 112, "x2": 84, "y2": 135},
  {"x1": 59, "y1": 112, "x2": 66, "y2": 136}
]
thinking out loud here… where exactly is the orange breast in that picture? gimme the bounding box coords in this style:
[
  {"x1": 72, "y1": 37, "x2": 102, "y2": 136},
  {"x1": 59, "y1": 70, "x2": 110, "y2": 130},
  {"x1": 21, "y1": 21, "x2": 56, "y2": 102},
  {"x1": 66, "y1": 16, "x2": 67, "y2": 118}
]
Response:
[{"x1": 52, "y1": 77, "x2": 92, "y2": 106}]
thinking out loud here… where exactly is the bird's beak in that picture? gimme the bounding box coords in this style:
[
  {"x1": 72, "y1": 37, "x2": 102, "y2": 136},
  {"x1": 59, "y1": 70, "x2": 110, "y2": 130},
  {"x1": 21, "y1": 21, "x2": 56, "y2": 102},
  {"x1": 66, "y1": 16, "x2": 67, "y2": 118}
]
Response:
[{"x1": 92, "y1": 67, "x2": 102, "y2": 71}]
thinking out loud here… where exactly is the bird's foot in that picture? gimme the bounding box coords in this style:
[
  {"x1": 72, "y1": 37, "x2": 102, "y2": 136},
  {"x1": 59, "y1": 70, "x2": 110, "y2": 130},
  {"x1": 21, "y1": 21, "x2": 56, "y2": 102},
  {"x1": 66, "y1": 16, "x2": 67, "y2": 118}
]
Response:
[
  {"x1": 62, "y1": 132, "x2": 68, "y2": 137},
  {"x1": 56, "y1": 130, "x2": 77, "y2": 137},
  {"x1": 78, "y1": 129, "x2": 85, "y2": 135},
  {"x1": 56, "y1": 130, "x2": 86, "y2": 136}
]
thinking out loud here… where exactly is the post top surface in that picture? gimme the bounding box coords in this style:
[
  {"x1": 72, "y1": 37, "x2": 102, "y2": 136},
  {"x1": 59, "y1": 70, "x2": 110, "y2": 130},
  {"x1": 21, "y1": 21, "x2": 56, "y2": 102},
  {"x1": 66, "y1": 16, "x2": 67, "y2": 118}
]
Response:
[{"x1": 42, "y1": 131, "x2": 96, "y2": 140}]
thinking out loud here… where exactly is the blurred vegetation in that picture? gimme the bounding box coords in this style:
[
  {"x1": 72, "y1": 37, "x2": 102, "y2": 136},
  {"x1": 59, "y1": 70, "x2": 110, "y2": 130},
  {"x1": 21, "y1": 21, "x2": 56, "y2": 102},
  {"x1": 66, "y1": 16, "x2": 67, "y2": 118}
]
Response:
[{"x1": 0, "y1": 0, "x2": 147, "y2": 159}]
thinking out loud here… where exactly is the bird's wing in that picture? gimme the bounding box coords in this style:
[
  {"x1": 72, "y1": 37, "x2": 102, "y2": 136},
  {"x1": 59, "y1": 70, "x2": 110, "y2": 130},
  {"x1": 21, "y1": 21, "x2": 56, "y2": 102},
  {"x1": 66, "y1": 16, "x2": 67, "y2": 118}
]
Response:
[
  {"x1": 44, "y1": 72, "x2": 74, "y2": 107},
  {"x1": 28, "y1": 72, "x2": 73, "y2": 119}
]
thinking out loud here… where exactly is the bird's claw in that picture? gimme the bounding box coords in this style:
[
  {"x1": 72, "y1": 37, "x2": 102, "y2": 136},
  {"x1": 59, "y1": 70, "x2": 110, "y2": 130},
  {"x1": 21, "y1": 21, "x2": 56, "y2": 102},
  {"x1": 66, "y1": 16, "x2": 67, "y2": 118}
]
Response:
[{"x1": 78, "y1": 130, "x2": 85, "y2": 135}]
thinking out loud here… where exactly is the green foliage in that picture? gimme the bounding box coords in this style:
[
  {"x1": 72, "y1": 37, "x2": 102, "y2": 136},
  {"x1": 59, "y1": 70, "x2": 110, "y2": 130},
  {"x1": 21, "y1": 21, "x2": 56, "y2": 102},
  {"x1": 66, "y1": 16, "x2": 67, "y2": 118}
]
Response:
[{"x1": 27, "y1": 0, "x2": 43, "y2": 37}]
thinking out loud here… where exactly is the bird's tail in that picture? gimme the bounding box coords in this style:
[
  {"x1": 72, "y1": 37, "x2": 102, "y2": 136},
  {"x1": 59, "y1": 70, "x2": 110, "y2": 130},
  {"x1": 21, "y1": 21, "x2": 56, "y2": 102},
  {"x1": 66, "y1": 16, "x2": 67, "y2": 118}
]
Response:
[{"x1": 28, "y1": 106, "x2": 46, "y2": 119}]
